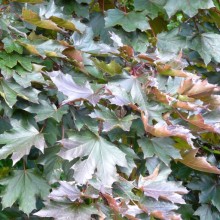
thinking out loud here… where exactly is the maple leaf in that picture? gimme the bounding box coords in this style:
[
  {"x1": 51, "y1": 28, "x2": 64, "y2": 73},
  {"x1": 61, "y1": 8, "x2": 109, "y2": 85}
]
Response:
[
  {"x1": 0, "y1": 169, "x2": 50, "y2": 214},
  {"x1": 22, "y1": 8, "x2": 62, "y2": 31},
  {"x1": 178, "y1": 78, "x2": 218, "y2": 99},
  {"x1": 177, "y1": 149, "x2": 220, "y2": 174},
  {"x1": 2, "y1": 0, "x2": 220, "y2": 219},
  {"x1": 24, "y1": 99, "x2": 68, "y2": 122},
  {"x1": 105, "y1": 84, "x2": 132, "y2": 106},
  {"x1": 134, "y1": 0, "x2": 165, "y2": 19},
  {"x1": 141, "y1": 111, "x2": 195, "y2": 146},
  {"x1": 35, "y1": 201, "x2": 99, "y2": 220},
  {"x1": 58, "y1": 130, "x2": 127, "y2": 186},
  {"x1": 139, "y1": 197, "x2": 179, "y2": 220},
  {"x1": 101, "y1": 192, "x2": 140, "y2": 219},
  {"x1": 71, "y1": 27, "x2": 119, "y2": 54},
  {"x1": 105, "y1": 9, "x2": 150, "y2": 32},
  {"x1": 138, "y1": 166, "x2": 188, "y2": 204},
  {"x1": 189, "y1": 33, "x2": 220, "y2": 65},
  {"x1": 109, "y1": 73, "x2": 149, "y2": 111},
  {"x1": 2, "y1": 37, "x2": 23, "y2": 54},
  {"x1": 157, "y1": 29, "x2": 187, "y2": 54},
  {"x1": 113, "y1": 178, "x2": 139, "y2": 202},
  {"x1": 138, "y1": 137, "x2": 181, "y2": 165},
  {"x1": 18, "y1": 38, "x2": 67, "y2": 58},
  {"x1": 0, "y1": 51, "x2": 33, "y2": 71},
  {"x1": 93, "y1": 58, "x2": 122, "y2": 76},
  {"x1": 188, "y1": 175, "x2": 220, "y2": 212},
  {"x1": 0, "y1": 79, "x2": 40, "y2": 108},
  {"x1": 180, "y1": 113, "x2": 220, "y2": 134},
  {"x1": 164, "y1": 0, "x2": 214, "y2": 17},
  {"x1": 194, "y1": 204, "x2": 220, "y2": 220},
  {"x1": 48, "y1": 71, "x2": 100, "y2": 106},
  {"x1": 119, "y1": 145, "x2": 139, "y2": 176},
  {"x1": 37, "y1": 146, "x2": 63, "y2": 184},
  {"x1": 48, "y1": 181, "x2": 81, "y2": 202},
  {"x1": 89, "y1": 105, "x2": 138, "y2": 132},
  {"x1": 156, "y1": 64, "x2": 194, "y2": 78},
  {"x1": 62, "y1": 48, "x2": 85, "y2": 71},
  {"x1": 0, "y1": 118, "x2": 46, "y2": 165},
  {"x1": 150, "y1": 87, "x2": 201, "y2": 111},
  {"x1": 70, "y1": 107, "x2": 98, "y2": 132}
]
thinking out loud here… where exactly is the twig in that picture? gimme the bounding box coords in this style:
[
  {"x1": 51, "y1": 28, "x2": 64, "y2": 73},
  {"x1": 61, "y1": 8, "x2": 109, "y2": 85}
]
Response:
[
  {"x1": 193, "y1": 17, "x2": 200, "y2": 33},
  {"x1": 62, "y1": 119, "x2": 65, "y2": 139},
  {"x1": 8, "y1": 25, "x2": 27, "y2": 38},
  {"x1": 40, "y1": 119, "x2": 47, "y2": 133}
]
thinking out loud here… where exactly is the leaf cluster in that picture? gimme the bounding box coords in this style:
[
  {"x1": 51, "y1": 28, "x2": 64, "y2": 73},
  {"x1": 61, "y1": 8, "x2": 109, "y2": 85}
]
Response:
[{"x1": 0, "y1": 0, "x2": 220, "y2": 219}]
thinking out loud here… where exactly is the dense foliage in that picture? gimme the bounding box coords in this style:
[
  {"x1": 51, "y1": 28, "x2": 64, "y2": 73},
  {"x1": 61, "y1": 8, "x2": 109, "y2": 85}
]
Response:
[{"x1": 0, "y1": 0, "x2": 220, "y2": 219}]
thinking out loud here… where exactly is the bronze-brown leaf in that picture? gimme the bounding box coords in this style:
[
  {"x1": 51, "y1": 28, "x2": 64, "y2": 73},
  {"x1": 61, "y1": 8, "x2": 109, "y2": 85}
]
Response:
[
  {"x1": 179, "y1": 78, "x2": 218, "y2": 99},
  {"x1": 178, "y1": 149, "x2": 220, "y2": 174}
]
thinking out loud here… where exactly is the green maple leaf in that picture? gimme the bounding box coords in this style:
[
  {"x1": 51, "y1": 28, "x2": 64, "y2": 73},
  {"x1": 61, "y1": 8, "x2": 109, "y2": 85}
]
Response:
[
  {"x1": 105, "y1": 9, "x2": 150, "y2": 32},
  {"x1": 113, "y1": 179, "x2": 139, "y2": 201},
  {"x1": 108, "y1": 77, "x2": 166, "y2": 121},
  {"x1": 164, "y1": 0, "x2": 214, "y2": 17},
  {"x1": 140, "y1": 196, "x2": 178, "y2": 219},
  {"x1": 134, "y1": 0, "x2": 165, "y2": 19},
  {"x1": 119, "y1": 145, "x2": 139, "y2": 176},
  {"x1": 130, "y1": 77, "x2": 149, "y2": 111},
  {"x1": 157, "y1": 29, "x2": 187, "y2": 54},
  {"x1": 37, "y1": 146, "x2": 63, "y2": 184},
  {"x1": 72, "y1": 27, "x2": 118, "y2": 54},
  {"x1": 58, "y1": 130, "x2": 127, "y2": 186},
  {"x1": 70, "y1": 107, "x2": 98, "y2": 132},
  {"x1": 188, "y1": 175, "x2": 220, "y2": 211},
  {"x1": 0, "y1": 169, "x2": 50, "y2": 214},
  {"x1": 0, "y1": 52, "x2": 32, "y2": 71},
  {"x1": 0, "y1": 79, "x2": 17, "y2": 108},
  {"x1": 13, "y1": 66, "x2": 46, "y2": 88},
  {"x1": 0, "y1": 79, "x2": 40, "y2": 107},
  {"x1": 24, "y1": 99, "x2": 68, "y2": 122},
  {"x1": 138, "y1": 137, "x2": 181, "y2": 165},
  {"x1": 35, "y1": 202, "x2": 99, "y2": 220},
  {"x1": 43, "y1": 119, "x2": 60, "y2": 145},
  {"x1": 194, "y1": 204, "x2": 220, "y2": 220},
  {"x1": 0, "y1": 118, "x2": 46, "y2": 165},
  {"x1": 2, "y1": 38, "x2": 23, "y2": 54},
  {"x1": 190, "y1": 33, "x2": 220, "y2": 65},
  {"x1": 89, "y1": 105, "x2": 138, "y2": 132},
  {"x1": 109, "y1": 73, "x2": 149, "y2": 111}
]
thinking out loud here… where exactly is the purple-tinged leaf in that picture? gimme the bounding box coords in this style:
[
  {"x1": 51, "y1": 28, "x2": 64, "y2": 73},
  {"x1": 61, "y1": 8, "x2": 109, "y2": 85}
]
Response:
[
  {"x1": 48, "y1": 71, "x2": 100, "y2": 106},
  {"x1": 138, "y1": 167, "x2": 188, "y2": 204},
  {"x1": 48, "y1": 181, "x2": 81, "y2": 202}
]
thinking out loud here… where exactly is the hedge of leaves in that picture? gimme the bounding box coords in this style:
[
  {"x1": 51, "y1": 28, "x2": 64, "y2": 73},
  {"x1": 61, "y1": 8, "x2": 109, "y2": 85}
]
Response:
[{"x1": 0, "y1": 0, "x2": 220, "y2": 219}]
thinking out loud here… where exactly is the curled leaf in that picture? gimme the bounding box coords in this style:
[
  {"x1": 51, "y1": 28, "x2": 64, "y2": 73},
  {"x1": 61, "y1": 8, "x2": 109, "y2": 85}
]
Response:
[{"x1": 177, "y1": 149, "x2": 220, "y2": 174}]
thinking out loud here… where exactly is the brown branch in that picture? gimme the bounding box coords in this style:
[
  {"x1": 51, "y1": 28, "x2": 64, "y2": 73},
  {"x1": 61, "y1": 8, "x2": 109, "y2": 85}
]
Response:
[{"x1": 211, "y1": 8, "x2": 220, "y2": 15}]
